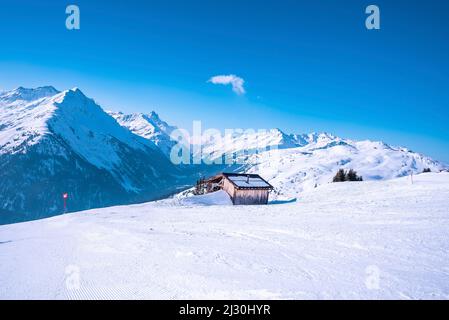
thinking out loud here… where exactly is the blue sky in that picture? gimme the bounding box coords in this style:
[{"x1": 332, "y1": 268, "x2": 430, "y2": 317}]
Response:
[{"x1": 1, "y1": 0, "x2": 448, "y2": 162}]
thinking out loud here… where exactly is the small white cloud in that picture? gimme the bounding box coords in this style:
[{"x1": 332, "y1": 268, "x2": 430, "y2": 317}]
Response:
[{"x1": 208, "y1": 75, "x2": 246, "y2": 95}]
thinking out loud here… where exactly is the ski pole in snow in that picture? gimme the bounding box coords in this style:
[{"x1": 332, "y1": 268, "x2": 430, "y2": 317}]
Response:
[
  {"x1": 410, "y1": 171, "x2": 414, "y2": 185},
  {"x1": 63, "y1": 193, "x2": 68, "y2": 212}
]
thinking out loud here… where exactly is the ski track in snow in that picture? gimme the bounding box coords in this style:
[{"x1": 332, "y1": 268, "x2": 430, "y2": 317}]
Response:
[{"x1": 1, "y1": 173, "x2": 449, "y2": 300}]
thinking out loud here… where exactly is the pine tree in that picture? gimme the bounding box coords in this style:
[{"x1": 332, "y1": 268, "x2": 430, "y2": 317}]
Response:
[
  {"x1": 332, "y1": 169, "x2": 363, "y2": 183},
  {"x1": 347, "y1": 169, "x2": 356, "y2": 181},
  {"x1": 333, "y1": 169, "x2": 347, "y2": 182},
  {"x1": 347, "y1": 169, "x2": 363, "y2": 181}
]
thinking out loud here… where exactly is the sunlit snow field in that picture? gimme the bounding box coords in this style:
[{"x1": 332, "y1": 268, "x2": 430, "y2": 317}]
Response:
[{"x1": 1, "y1": 173, "x2": 449, "y2": 299}]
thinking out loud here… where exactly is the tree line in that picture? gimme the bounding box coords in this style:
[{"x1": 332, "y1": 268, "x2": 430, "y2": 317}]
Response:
[{"x1": 333, "y1": 169, "x2": 363, "y2": 183}]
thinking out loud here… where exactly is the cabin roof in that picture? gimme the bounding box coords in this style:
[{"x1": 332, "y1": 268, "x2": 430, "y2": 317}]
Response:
[{"x1": 206, "y1": 173, "x2": 274, "y2": 190}]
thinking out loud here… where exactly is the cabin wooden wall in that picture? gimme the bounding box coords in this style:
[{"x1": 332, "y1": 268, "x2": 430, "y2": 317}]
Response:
[
  {"x1": 233, "y1": 189, "x2": 269, "y2": 205},
  {"x1": 222, "y1": 179, "x2": 236, "y2": 201}
]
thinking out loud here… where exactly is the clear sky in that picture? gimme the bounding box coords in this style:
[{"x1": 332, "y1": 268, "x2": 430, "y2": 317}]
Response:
[{"x1": 1, "y1": 0, "x2": 448, "y2": 162}]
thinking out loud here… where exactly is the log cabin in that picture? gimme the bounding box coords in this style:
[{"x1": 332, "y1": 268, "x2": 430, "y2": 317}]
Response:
[{"x1": 203, "y1": 173, "x2": 274, "y2": 205}]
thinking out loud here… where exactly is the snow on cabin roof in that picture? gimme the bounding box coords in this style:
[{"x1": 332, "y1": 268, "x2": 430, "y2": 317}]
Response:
[{"x1": 223, "y1": 173, "x2": 273, "y2": 189}]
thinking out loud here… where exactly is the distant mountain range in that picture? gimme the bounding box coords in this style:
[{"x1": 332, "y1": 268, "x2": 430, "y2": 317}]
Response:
[{"x1": 1, "y1": 86, "x2": 447, "y2": 224}]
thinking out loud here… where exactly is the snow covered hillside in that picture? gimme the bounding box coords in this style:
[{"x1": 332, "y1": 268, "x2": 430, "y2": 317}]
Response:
[
  {"x1": 1, "y1": 172, "x2": 448, "y2": 299},
  {"x1": 240, "y1": 133, "x2": 447, "y2": 200},
  {"x1": 0, "y1": 87, "x2": 179, "y2": 224}
]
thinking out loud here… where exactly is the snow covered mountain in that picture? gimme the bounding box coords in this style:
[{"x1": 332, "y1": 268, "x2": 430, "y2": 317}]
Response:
[
  {"x1": 199, "y1": 128, "x2": 302, "y2": 161},
  {"x1": 0, "y1": 86, "x2": 60, "y2": 104},
  {"x1": 107, "y1": 111, "x2": 177, "y2": 156},
  {"x1": 240, "y1": 133, "x2": 447, "y2": 200},
  {"x1": 0, "y1": 87, "x2": 179, "y2": 224},
  {"x1": 189, "y1": 129, "x2": 446, "y2": 200}
]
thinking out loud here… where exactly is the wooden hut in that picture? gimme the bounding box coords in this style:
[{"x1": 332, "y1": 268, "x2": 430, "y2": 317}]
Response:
[{"x1": 203, "y1": 173, "x2": 273, "y2": 205}]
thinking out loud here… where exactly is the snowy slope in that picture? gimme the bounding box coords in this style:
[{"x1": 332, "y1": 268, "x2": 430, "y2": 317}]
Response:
[
  {"x1": 179, "y1": 190, "x2": 233, "y2": 206},
  {"x1": 1, "y1": 172, "x2": 448, "y2": 299},
  {"x1": 0, "y1": 87, "x2": 178, "y2": 223},
  {"x1": 0, "y1": 87, "x2": 154, "y2": 164},
  {"x1": 0, "y1": 86, "x2": 61, "y2": 153}
]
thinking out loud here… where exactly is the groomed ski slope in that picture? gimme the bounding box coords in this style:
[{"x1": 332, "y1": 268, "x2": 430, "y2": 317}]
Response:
[{"x1": 1, "y1": 173, "x2": 449, "y2": 300}]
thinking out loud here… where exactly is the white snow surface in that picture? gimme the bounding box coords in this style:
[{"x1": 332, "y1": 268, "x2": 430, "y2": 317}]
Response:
[
  {"x1": 179, "y1": 190, "x2": 233, "y2": 206},
  {"x1": 1, "y1": 172, "x2": 448, "y2": 300}
]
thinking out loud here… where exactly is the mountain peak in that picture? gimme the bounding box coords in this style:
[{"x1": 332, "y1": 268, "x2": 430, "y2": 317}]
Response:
[
  {"x1": 108, "y1": 110, "x2": 177, "y2": 156},
  {"x1": 60, "y1": 87, "x2": 86, "y2": 98},
  {"x1": 70, "y1": 87, "x2": 81, "y2": 93},
  {"x1": 1, "y1": 86, "x2": 60, "y2": 103},
  {"x1": 148, "y1": 110, "x2": 160, "y2": 119},
  {"x1": 53, "y1": 87, "x2": 96, "y2": 111},
  {"x1": 306, "y1": 132, "x2": 337, "y2": 142},
  {"x1": 15, "y1": 85, "x2": 58, "y2": 92}
]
